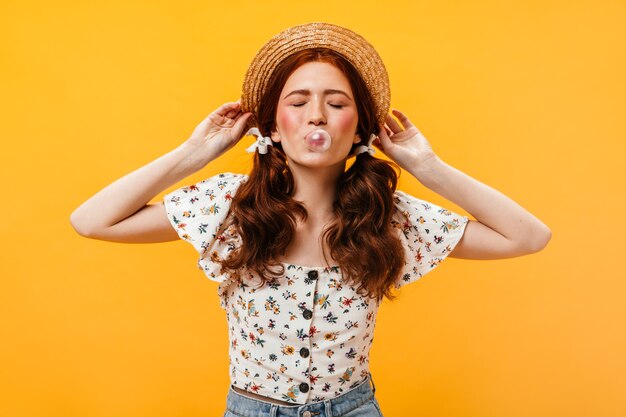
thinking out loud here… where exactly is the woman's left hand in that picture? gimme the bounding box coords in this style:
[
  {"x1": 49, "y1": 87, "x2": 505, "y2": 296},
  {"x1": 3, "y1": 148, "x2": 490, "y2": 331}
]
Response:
[{"x1": 374, "y1": 108, "x2": 439, "y2": 172}]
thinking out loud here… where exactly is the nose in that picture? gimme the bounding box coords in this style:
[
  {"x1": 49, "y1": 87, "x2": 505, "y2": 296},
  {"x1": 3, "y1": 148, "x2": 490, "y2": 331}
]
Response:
[{"x1": 307, "y1": 98, "x2": 326, "y2": 125}]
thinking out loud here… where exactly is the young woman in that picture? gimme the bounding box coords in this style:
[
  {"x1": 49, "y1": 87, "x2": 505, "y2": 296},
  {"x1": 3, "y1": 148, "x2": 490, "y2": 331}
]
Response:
[{"x1": 71, "y1": 23, "x2": 551, "y2": 417}]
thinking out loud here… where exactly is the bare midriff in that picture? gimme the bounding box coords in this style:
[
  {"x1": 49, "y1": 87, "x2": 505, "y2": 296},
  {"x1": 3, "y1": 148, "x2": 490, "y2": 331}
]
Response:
[{"x1": 231, "y1": 385, "x2": 300, "y2": 406}]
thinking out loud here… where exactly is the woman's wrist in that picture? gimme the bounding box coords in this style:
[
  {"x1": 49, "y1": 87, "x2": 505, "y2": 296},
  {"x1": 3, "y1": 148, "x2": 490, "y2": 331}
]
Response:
[
  {"x1": 409, "y1": 153, "x2": 444, "y2": 187},
  {"x1": 173, "y1": 141, "x2": 218, "y2": 177}
]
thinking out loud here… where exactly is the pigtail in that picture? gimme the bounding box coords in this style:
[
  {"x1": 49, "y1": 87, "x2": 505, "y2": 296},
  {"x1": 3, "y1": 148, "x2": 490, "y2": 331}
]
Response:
[
  {"x1": 322, "y1": 153, "x2": 405, "y2": 301},
  {"x1": 221, "y1": 140, "x2": 307, "y2": 283}
]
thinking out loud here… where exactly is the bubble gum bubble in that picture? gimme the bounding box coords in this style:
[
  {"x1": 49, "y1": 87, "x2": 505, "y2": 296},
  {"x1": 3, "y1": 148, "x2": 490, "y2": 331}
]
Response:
[{"x1": 304, "y1": 129, "x2": 332, "y2": 152}]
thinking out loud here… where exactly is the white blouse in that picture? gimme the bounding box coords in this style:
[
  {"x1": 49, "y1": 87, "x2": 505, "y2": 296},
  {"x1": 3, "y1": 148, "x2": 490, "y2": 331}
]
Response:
[{"x1": 163, "y1": 172, "x2": 468, "y2": 404}]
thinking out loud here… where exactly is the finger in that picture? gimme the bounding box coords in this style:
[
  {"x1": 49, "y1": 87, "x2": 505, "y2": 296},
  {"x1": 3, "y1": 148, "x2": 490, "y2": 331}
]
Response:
[
  {"x1": 215, "y1": 101, "x2": 240, "y2": 115},
  {"x1": 377, "y1": 123, "x2": 393, "y2": 149},
  {"x1": 386, "y1": 114, "x2": 403, "y2": 133},
  {"x1": 391, "y1": 108, "x2": 415, "y2": 130},
  {"x1": 232, "y1": 112, "x2": 253, "y2": 138},
  {"x1": 225, "y1": 108, "x2": 241, "y2": 119},
  {"x1": 383, "y1": 123, "x2": 393, "y2": 137}
]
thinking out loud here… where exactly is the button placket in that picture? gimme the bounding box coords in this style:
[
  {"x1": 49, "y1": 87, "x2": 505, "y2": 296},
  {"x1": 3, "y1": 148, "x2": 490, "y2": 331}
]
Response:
[
  {"x1": 300, "y1": 269, "x2": 317, "y2": 402},
  {"x1": 303, "y1": 269, "x2": 317, "y2": 320}
]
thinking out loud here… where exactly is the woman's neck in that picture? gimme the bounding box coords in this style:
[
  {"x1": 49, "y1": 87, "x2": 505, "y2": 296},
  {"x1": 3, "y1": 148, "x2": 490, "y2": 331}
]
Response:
[{"x1": 288, "y1": 162, "x2": 344, "y2": 221}]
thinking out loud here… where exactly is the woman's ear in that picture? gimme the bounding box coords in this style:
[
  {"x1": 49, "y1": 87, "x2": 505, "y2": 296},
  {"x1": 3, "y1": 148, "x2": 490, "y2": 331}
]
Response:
[
  {"x1": 353, "y1": 133, "x2": 362, "y2": 144},
  {"x1": 271, "y1": 128, "x2": 281, "y2": 143}
]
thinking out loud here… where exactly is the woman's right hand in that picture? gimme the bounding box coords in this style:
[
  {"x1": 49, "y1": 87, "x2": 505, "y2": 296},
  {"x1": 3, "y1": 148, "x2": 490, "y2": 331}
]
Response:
[{"x1": 182, "y1": 101, "x2": 253, "y2": 163}]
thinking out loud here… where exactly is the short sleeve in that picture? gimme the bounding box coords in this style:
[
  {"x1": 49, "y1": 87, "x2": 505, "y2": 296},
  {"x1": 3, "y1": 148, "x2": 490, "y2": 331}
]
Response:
[
  {"x1": 392, "y1": 190, "x2": 469, "y2": 289},
  {"x1": 163, "y1": 172, "x2": 248, "y2": 283}
]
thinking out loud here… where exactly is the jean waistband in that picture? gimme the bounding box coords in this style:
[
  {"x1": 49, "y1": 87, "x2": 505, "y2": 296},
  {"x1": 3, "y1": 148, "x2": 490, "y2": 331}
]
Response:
[{"x1": 225, "y1": 372, "x2": 377, "y2": 417}]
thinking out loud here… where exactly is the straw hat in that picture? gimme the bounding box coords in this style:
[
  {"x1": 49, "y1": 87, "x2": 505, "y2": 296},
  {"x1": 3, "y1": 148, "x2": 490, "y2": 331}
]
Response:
[{"x1": 240, "y1": 22, "x2": 390, "y2": 131}]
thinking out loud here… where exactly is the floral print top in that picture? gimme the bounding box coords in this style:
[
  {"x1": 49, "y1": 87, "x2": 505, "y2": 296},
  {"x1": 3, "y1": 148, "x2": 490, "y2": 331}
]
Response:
[{"x1": 163, "y1": 172, "x2": 468, "y2": 404}]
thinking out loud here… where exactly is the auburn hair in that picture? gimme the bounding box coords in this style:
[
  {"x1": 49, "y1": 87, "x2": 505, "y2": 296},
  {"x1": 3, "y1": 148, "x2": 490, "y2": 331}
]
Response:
[{"x1": 219, "y1": 48, "x2": 405, "y2": 302}]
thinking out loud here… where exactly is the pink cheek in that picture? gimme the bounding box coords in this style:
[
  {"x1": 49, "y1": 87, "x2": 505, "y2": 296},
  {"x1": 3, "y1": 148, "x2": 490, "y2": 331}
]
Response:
[
  {"x1": 337, "y1": 112, "x2": 358, "y2": 132},
  {"x1": 277, "y1": 111, "x2": 298, "y2": 133}
]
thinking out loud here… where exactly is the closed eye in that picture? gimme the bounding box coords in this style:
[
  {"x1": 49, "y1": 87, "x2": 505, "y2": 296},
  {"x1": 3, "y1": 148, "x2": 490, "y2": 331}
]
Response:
[{"x1": 291, "y1": 103, "x2": 345, "y2": 108}]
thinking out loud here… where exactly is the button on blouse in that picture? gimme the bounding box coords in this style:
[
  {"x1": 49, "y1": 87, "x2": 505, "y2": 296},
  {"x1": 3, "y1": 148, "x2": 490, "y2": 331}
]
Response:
[{"x1": 163, "y1": 172, "x2": 468, "y2": 404}]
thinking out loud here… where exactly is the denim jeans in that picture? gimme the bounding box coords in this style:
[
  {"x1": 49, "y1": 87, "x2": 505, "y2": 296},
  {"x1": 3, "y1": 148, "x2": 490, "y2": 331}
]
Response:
[{"x1": 223, "y1": 373, "x2": 383, "y2": 417}]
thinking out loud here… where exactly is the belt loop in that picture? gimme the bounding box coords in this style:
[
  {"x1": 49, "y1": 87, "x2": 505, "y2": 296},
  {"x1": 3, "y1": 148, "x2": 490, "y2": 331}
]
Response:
[
  {"x1": 270, "y1": 404, "x2": 278, "y2": 417},
  {"x1": 325, "y1": 399, "x2": 333, "y2": 417},
  {"x1": 369, "y1": 372, "x2": 376, "y2": 394}
]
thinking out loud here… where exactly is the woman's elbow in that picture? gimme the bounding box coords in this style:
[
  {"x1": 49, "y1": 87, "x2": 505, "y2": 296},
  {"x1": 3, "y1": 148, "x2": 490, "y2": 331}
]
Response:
[
  {"x1": 69, "y1": 210, "x2": 94, "y2": 237},
  {"x1": 527, "y1": 227, "x2": 552, "y2": 253}
]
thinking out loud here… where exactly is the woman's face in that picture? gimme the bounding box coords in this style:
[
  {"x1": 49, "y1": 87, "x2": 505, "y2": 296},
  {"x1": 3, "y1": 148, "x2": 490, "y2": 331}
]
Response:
[{"x1": 271, "y1": 61, "x2": 361, "y2": 168}]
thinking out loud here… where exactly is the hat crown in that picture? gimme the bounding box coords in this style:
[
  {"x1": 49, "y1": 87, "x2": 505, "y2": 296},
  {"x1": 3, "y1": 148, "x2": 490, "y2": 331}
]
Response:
[{"x1": 241, "y1": 22, "x2": 390, "y2": 130}]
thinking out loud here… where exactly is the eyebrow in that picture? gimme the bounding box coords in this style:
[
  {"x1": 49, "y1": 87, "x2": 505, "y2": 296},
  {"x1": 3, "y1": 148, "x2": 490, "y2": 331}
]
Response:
[{"x1": 283, "y1": 89, "x2": 352, "y2": 100}]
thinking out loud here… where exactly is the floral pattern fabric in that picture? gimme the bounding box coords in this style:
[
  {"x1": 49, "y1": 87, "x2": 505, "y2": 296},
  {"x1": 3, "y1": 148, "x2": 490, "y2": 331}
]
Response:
[{"x1": 163, "y1": 172, "x2": 468, "y2": 404}]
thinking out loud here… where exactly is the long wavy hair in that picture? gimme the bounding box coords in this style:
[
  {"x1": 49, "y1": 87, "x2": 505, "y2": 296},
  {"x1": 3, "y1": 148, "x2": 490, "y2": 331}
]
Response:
[{"x1": 220, "y1": 48, "x2": 405, "y2": 302}]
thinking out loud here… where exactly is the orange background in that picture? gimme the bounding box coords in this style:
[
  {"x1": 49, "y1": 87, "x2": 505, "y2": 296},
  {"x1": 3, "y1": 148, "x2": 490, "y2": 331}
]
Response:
[{"x1": 1, "y1": 1, "x2": 624, "y2": 416}]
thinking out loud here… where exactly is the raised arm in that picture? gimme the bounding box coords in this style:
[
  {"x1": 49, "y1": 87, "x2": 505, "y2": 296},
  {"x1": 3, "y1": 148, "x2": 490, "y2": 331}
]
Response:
[
  {"x1": 70, "y1": 101, "x2": 252, "y2": 243},
  {"x1": 376, "y1": 108, "x2": 551, "y2": 260}
]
